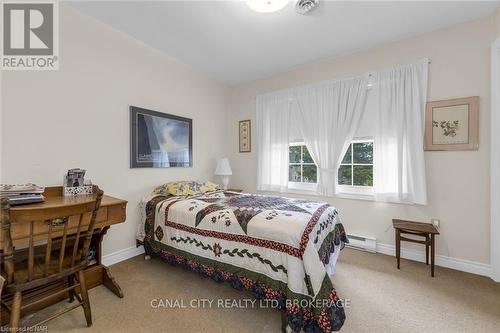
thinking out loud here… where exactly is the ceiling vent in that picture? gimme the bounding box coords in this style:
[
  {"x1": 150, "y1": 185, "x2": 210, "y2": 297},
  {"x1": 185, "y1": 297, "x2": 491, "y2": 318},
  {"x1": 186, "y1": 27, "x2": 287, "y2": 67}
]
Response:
[{"x1": 295, "y1": 0, "x2": 319, "y2": 15}]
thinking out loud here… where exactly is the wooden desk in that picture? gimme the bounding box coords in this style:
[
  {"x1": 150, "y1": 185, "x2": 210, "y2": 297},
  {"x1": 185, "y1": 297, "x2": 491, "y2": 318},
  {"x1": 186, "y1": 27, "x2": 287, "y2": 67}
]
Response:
[
  {"x1": 392, "y1": 219, "x2": 440, "y2": 277},
  {"x1": 1, "y1": 187, "x2": 127, "y2": 322}
]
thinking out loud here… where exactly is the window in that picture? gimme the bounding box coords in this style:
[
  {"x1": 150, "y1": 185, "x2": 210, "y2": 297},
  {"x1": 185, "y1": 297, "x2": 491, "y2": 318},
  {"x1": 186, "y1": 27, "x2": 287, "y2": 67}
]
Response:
[
  {"x1": 287, "y1": 140, "x2": 374, "y2": 197},
  {"x1": 289, "y1": 144, "x2": 317, "y2": 183},
  {"x1": 338, "y1": 140, "x2": 373, "y2": 194}
]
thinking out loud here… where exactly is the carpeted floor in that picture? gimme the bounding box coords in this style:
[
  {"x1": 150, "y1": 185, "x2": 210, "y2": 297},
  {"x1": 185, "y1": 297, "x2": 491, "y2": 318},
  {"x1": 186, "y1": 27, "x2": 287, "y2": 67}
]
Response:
[{"x1": 27, "y1": 248, "x2": 500, "y2": 332}]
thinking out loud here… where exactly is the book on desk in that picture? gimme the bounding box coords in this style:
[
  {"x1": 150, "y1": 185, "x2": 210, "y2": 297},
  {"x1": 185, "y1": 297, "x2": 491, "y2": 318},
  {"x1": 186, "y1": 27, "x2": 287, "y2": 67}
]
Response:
[{"x1": 0, "y1": 183, "x2": 45, "y2": 205}]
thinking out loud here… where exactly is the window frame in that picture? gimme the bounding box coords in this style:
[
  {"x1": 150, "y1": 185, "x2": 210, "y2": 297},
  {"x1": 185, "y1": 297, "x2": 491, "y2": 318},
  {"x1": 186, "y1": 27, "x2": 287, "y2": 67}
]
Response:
[
  {"x1": 285, "y1": 139, "x2": 375, "y2": 200},
  {"x1": 288, "y1": 142, "x2": 318, "y2": 191},
  {"x1": 337, "y1": 138, "x2": 374, "y2": 197}
]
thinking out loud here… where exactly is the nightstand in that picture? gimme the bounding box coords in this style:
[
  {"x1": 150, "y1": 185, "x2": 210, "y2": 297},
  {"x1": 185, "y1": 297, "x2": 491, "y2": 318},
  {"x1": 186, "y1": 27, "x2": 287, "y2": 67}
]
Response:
[{"x1": 392, "y1": 219, "x2": 440, "y2": 277}]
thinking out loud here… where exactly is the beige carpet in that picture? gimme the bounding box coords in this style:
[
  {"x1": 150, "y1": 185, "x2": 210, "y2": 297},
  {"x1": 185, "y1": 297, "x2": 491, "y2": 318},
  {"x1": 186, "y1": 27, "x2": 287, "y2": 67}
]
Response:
[{"x1": 27, "y1": 248, "x2": 500, "y2": 332}]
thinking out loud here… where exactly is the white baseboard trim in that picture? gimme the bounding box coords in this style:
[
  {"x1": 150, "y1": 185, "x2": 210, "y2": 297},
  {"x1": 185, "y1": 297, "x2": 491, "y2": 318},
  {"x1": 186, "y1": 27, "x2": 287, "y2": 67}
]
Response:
[
  {"x1": 102, "y1": 245, "x2": 145, "y2": 266},
  {"x1": 376, "y1": 242, "x2": 492, "y2": 278}
]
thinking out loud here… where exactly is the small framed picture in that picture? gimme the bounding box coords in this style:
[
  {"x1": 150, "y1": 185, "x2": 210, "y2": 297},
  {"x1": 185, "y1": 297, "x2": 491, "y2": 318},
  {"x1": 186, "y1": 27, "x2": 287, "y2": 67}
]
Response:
[
  {"x1": 239, "y1": 120, "x2": 251, "y2": 153},
  {"x1": 66, "y1": 168, "x2": 86, "y2": 187},
  {"x1": 424, "y1": 96, "x2": 479, "y2": 151}
]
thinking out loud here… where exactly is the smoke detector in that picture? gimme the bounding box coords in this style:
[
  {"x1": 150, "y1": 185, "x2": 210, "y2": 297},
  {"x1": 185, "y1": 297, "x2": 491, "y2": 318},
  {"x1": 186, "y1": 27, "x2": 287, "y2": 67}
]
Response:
[{"x1": 295, "y1": 0, "x2": 319, "y2": 15}]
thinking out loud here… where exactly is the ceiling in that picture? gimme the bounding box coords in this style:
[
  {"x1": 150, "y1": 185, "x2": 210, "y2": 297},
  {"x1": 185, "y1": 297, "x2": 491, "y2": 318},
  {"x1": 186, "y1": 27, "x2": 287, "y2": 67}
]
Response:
[{"x1": 69, "y1": 1, "x2": 499, "y2": 85}]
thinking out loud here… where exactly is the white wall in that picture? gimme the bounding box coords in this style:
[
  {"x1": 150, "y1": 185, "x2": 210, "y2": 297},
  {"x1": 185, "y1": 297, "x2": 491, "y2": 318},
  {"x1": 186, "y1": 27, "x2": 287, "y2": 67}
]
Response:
[
  {"x1": 496, "y1": 6, "x2": 500, "y2": 35},
  {"x1": 491, "y1": 6, "x2": 500, "y2": 281},
  {"x1": 0, "y1": 5, "x2": 230, "y2": 256},
  {"x1": 491, "y1": 38, "x2": 500, "y2": 281},
  {"x1": 228, "y1": 15, "x2": 497, "y2": 266}
]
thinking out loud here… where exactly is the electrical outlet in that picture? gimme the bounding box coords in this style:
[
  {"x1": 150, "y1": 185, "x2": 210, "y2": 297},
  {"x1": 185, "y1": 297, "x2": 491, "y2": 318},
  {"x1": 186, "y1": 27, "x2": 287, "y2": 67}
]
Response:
[{"x1": 431, "y1": 219, "x2": 440, "y2": 229}]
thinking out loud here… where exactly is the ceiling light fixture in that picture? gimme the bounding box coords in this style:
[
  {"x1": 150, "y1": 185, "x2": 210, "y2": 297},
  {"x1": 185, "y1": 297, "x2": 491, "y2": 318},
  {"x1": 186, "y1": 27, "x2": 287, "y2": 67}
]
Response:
[
  {"x1": 246, "y1": 0, "x2": 289, "y2": 14},
  {"x1": 295, "y1": 0, "x2": 319, "y2": 15}
]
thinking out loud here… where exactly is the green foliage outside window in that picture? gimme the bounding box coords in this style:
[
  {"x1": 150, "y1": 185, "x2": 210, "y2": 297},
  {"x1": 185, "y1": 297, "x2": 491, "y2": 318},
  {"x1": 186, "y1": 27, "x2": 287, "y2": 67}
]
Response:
[
  {"x1": 339, "y1": 141, "x2": 373, "y2": 187},
  {"x1": 289, "y1": 141, "x2": 373, "y2": 187},
  {"x1": 289, "y1": 145, "x2": 317, "y2": 183}
]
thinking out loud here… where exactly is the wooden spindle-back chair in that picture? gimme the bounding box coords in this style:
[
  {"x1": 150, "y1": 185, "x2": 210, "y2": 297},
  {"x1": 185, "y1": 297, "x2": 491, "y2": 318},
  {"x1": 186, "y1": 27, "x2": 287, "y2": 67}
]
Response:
[{"x1": 0, "y1": 186, "x2": 104, "y2": 330}]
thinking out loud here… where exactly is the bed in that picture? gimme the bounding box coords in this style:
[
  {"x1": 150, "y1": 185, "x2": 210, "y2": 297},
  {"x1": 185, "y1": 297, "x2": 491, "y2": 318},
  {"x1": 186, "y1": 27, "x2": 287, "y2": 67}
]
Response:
[{"x1": 138, "y1": 189, "x2": 348, "y2": 333}]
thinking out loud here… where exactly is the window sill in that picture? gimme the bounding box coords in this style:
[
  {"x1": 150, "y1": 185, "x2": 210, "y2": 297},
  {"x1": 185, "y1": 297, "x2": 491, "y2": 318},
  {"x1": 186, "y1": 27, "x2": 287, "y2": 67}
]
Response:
[
  {"x1": 279, "y1": 184, "x2": 376, "y2": 202},
  {"x1": 336, "y1": 185, "x2": 374, "y2": 200},
  {"x1": 335, "y1": 192, "x2": 375, "y2": 202},
  {"x1": 283, "y1": 188, "x2": 319, "y2": 196},
  {"x1": 287, "y1": 182, "x2": 318, "y2": 193}
]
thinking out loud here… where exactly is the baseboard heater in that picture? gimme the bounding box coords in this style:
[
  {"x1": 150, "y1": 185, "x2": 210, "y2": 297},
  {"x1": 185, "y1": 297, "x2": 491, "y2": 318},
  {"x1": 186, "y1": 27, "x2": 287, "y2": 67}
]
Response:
[{"x1": 346, "y1": 234, "x2": 377, "y2": 253}]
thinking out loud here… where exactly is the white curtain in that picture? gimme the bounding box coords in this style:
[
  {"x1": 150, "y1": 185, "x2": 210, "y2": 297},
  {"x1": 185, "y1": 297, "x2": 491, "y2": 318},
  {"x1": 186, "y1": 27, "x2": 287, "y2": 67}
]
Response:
[
  {"x1": 294, "y1": 77, "x2": 369, "y2": 196},
  {"x1": 256, "y1": 91, "x2": 293, "y2": 192},
  {"x1": 372, "y1": 59, "x2": 429, "y2": 204},
  {"x1": 255, "y1": 59, "x2": 429, "y2": 204}
]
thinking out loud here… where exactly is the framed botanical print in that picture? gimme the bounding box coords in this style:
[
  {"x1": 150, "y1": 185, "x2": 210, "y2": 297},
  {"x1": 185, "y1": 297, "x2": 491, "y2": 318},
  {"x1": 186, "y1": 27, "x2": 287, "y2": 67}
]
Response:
[
  {"x1": 424, "y1": 96, "x2": 479, "y2": 151},
  {"x1": 239, "y1": 120, "x2": 251, "y2": 153},
  {"x1": 130, "y1": 106, "x2": 193, "y2": 168}
]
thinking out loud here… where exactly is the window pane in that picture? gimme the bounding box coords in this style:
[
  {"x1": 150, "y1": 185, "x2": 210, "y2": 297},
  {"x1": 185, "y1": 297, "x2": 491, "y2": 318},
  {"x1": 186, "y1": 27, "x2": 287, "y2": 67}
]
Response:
[
  {"x1": 353, "y1": 165, "x2": 373, "y2": 186},
  {"x1": 289, "y1": 165, "x2": 301, "y2": 182},
  {"x1": 338, "y1": 165, "x2": 352, "y2": 185},
  {"x1": 302, "y1": 146, "x2": 314, "y2": 163},
  {"x1": 353, "y1": 142, "x2": 373, "y2": 164},
  {"x1": 341, "y1": 144, "x2": 352, "y2": 164},
  {"x1": 289, "y1": 146, "x2": 301, "y2": 163},
  {"x1": 302, "y1": 165, "x2": 317, "y2": 183}
]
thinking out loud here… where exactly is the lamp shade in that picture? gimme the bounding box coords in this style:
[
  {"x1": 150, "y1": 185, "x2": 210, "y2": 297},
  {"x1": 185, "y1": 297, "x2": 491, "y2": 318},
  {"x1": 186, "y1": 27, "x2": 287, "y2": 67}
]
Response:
[{"x1": 214, "y1": 158, "x2": 232, "y2": 176}]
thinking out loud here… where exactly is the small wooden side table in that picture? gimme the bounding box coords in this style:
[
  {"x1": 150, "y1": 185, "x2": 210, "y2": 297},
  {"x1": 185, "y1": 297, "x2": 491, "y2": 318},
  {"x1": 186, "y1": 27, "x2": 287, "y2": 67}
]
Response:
[{"x1": 392, "y1": 219, "x2": 440, "y2": 277}]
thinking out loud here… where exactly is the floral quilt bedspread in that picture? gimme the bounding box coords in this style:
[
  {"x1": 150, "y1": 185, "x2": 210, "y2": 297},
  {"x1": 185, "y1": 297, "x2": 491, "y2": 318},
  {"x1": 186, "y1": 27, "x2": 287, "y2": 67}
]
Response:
[{"x1": 142, "y1": 190, "x2": 348, "y2": 332}]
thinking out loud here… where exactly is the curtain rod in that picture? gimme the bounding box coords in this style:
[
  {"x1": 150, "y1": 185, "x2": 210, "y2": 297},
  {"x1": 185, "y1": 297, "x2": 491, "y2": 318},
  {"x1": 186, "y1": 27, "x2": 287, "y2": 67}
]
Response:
[
  {"x1": 367, "y1": 58, "x2": 431, "y2": 79},
  {"x1": 257, "y1": 58, "x2": 432, "y2": 97},
  {"x1": 366, "y1": 58, "x2": 431, "y2": 89}
]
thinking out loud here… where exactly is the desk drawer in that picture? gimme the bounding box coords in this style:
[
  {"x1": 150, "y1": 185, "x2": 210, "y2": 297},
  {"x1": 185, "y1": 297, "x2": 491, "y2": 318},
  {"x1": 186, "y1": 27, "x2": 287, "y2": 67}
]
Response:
[
  {"x1": 5, "y1": 207, "x2": 108, "y2": 246},
  {"x1": 1, "y1": 193, "x2": 126, "y2": 248},
  {"x1": 96, "y1": 207, "x2": 108, "y2": 223}
]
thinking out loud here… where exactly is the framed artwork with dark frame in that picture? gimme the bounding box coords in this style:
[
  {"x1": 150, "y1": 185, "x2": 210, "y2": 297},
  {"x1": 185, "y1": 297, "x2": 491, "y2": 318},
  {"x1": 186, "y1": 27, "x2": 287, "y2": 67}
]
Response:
[
  {"x1": 239, "y1": 120, "x2": 251, "y2": 153},
  {"x1": 424, "y1": 96, "x2": 479, "y2": 151},
  {"x1": 130, "y1": 106, "x2": 193, "y2": 168}
]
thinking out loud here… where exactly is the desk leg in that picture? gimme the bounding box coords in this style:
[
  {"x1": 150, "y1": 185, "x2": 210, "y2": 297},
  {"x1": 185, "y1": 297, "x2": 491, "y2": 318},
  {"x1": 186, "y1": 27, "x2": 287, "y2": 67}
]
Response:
[
  {"x1": 396, "y1": 229, "x2": 401, "y2": 269},
  {"x1": 95, "y1": 227, "x2": 124, "y2": 298},
  {"x1": 431, "y1": 234, "x2": 435, "y2": 277},
  {"x1": 96, "y1": 227, "x2": 108, "y2": 266},
  {"x1": 103, "y1": 266, "x2": 124, "y2": 298}
]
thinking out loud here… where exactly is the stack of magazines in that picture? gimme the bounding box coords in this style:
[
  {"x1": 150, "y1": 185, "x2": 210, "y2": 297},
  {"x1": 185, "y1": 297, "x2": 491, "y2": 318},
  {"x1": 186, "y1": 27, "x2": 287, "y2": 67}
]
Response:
[{"x1": 0, "y1": 184, "x2": 45, "y2": 206}]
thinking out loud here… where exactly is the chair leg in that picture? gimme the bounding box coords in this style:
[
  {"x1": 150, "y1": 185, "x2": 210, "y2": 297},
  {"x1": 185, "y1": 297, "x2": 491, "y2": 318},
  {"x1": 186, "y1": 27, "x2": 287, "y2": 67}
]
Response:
[
  {"x1": 425, "y1": 236, "x2": 430, "y2": 265},
  {"x1": 10, "y1": 291, "x2": 22, "y2": 329},
  {"x1": 78, "y1": 270, "x2": 92, "y2": 326},
  {"x1": 395, "y1": 230, "x2": 401, "y2": 269},
  {"x1": 431, "y1": 234, "x2": 436, "y2": 277}
]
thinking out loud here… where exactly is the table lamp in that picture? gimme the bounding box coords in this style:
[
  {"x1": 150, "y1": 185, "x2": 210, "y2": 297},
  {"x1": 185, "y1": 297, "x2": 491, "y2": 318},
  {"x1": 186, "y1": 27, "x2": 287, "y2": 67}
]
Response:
[{"x1": 215, "y1": 158, "x2": 232, "y2": 190}]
